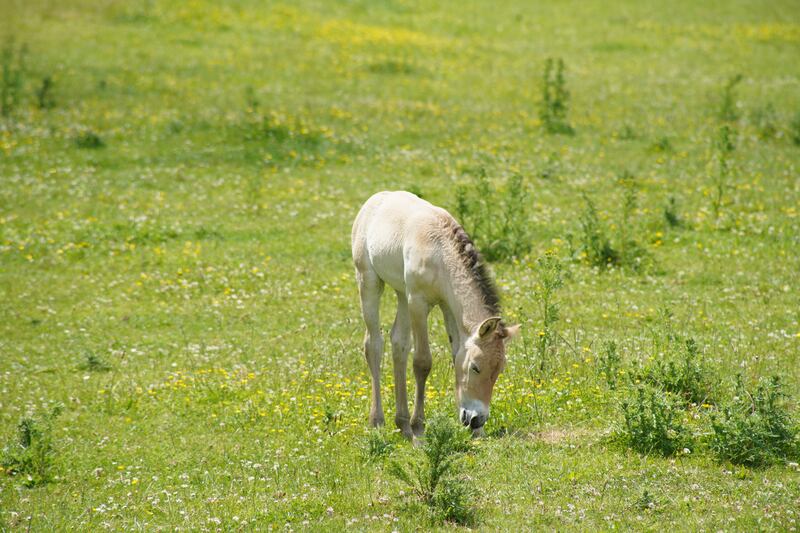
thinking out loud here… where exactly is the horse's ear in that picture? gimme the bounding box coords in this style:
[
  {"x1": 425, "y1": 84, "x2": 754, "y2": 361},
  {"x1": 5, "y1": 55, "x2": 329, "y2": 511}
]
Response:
[
  {"x1": 501, "y1": 324, "x2": 521, "y2": 344},
  {"x1": 478, "y1": 317, "x2": 503, "y2": 339}
]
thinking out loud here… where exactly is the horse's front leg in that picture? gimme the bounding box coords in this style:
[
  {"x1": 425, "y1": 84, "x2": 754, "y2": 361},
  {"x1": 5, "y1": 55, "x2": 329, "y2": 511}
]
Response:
[
  {"x1": 408, "y1": 295, "x2": 431, "y2": 437},
  {"x1": 391, "y1": 291, "x2": 413, "y2": 439}
]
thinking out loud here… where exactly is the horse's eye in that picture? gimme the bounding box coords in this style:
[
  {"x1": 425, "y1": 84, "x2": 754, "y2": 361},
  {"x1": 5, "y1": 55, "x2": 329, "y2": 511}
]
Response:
[{"x1": 470, "y1": 363, "x2": 480, "y2": 374}]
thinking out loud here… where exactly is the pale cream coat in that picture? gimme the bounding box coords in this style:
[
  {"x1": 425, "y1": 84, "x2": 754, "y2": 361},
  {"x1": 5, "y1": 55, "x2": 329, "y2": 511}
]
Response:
[{"x1": 352, "y1": 191, "x2": 519, "y2": 438}]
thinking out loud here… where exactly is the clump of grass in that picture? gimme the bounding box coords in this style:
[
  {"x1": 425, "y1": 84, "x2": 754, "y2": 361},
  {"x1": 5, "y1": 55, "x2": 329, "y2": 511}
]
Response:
[
  {"x1": 73, "y1": 128, "x2": 104, "y2": 149},
  {"x1": 365, "y1": 59, "x2": 416, "y2": 75},
  {"x1": 406, "y1": 183, "x2": 424, "y2": 199},
  {"x1": 454, "y1": 168, "x2": 532, "y2": 261},
  {"x1": 718, "y1": 74, "x2": 743, "y2": 122},
  {"x1": 616, "y1": 124, "x2": 637, "y2": 140},
  {"x1": 649, "y1": 135, "x2": 673, "y2": 153},
  {"x1": 634, "y1": 489, "x2": 657, "y2": 511},
  {"x1": 364, "y1": 429, "x2": 395, "y2": 462},
  {"x1": 1, "y1": 406, "x2": 62, "y2": 487},
  {"x1": 537, "y1": 151, "x2": 561, "y2": 180},
  {"x1": 642, "y1": 338, "x2": 712, "y2": 405},
  {"x1": 539, "y1": 57, "x2": 574, "y2": 135},
  {"x1": 78, "y1": 352, "x2": 111, "y2": 372},
  {"x1": 620, "y1": 386, "x2": 692, "y2": 457},
  {"x1": 322, "y1": 405, "x2": 342, "y2": 435},
  {"x1": 751, "y1": 103, "x2": 777, "y2": 140},
  {"x1": 1, "y1": 37, "x2": 27, "y2": 118},
  {"x1": 597, "y1": 340, "x2": 622, "y2": 390},
  {"x1": 388, "y1": 414, "x2": 478, "y2": 526},
  {"x1": 709, "y1": 376, "x2": 799, "y2": 467},
  {"x1": 242, "y1": 89, "x2": 332, "y2": 164}
]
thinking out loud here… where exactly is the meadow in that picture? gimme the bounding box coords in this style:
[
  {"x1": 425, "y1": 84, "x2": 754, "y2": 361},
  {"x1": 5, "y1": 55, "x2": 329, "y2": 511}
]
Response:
[{"x1": 1, "y1": 0, "x2": 799, "y2": 530}]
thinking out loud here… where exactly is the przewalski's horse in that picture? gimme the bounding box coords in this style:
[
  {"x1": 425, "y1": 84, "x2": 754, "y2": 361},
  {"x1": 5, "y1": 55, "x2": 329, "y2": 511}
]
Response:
[{"x1": 351, "y1": 191, "x2": 520, "y2": 438}]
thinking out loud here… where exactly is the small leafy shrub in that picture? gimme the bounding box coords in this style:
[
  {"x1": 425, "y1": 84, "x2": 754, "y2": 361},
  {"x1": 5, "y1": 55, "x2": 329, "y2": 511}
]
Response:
[
  {"x1": 709, "y1": 376, "x2": 799, "y2": 467},
  {"x1": 73, "y1": 128, "x2": 104, "y2": 149},
  {"x1": 642, "y1": 338, "x2": 712, "y2": 405},
  {"x1": 597, "y1": 340, "x2": 622, "y2": 389},
  {"x1": 454, "y1": 168, "x2": 532, "y2": 261},
  {"x1": 539, "y1": 57, "x2": 574, "y2": 135},
  {"x1": 1, "y1": 37, "x2": 27, "y2": 117},
  {"x1": 1, "y1": 406, "x2": 61, "y2": 487},
  {"x1": 719, "y1": 74, "x2": 743, "y2": 122},
  {"x1": 388, "y1": 414, "x2": 478, "y2": 526},
  {"x1": 790, "y1": 111, "x2": 800, "y2": 146},
  {"x1": 620, "y1": 386, "x2": 692, "y2": 456}
]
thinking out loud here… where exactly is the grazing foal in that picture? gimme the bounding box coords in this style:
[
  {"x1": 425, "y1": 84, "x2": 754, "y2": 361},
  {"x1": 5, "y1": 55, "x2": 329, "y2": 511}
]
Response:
[{"x1": 351, "y1": 191, "x2": 519, "y2": 438}]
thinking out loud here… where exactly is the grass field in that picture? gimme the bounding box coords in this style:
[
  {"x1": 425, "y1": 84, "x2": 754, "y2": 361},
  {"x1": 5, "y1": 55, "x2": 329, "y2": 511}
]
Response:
[{"x1": 1, "y1": 0, "x2": 800, "y2": 530}]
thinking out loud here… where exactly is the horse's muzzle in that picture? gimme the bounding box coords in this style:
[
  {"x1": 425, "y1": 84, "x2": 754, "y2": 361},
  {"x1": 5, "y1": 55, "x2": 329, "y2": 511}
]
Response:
[{"x1": 460, "y1": 408, "x2": 486, "y2": 429}]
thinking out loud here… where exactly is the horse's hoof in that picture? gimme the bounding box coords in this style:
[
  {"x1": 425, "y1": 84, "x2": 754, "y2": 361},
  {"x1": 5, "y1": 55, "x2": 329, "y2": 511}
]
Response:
[
  {"x1": 410, "y1": 418, "x2": 425, "y2": 437},
  {"x1": 394, "y1": 415, "x2": 412, "y2": 440},
  {"x1": 369, "y1": 415, "x2": 385, "y2": 428},
  {"x1": 396, "y1": 423, "x2": 413, "y2": 440}
]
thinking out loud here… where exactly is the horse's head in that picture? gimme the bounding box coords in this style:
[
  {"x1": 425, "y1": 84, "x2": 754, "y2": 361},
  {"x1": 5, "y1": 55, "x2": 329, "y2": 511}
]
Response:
[{"x1": 454, "y1": 316, "x2": 520, "y2": 435}]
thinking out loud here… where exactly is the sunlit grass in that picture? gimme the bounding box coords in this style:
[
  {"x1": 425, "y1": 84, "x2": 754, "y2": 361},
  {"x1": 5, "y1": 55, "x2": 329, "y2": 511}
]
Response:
[{"x1": 1, "y1": 0, "x2": 799, "y2": 530}]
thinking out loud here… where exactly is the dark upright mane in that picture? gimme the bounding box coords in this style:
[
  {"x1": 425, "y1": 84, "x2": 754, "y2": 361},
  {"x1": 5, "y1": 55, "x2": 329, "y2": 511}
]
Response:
[{"x1": 448, "y1": 221, "x2": 501, "y2": 315}]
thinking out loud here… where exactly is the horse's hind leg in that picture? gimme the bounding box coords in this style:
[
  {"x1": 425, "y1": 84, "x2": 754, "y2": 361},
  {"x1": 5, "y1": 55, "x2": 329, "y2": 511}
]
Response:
[
  {"x1": 391, "y1": 290, "x2": 412, "y2": 439},
  {"x1": 357, "y1": 268, "x2": 385, "y2": 427}
]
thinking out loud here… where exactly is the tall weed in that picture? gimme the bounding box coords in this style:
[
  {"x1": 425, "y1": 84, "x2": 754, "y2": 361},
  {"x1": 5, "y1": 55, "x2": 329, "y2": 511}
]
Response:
[
  {"x1": 454, "y1": 169, "x2": 532, "y2": 261},
  {"x1": 572, "y1": 177, "x2": 653, "y2": 272},
  {"x1": 539, "y1": 58, "x2": 574, "y2": 135},
  {"x1": 532, "y1": 252, "x2": 563, "y2": 371},
  {"x1": 718, "y1": 74, "x2": 743, "y2": 122}
]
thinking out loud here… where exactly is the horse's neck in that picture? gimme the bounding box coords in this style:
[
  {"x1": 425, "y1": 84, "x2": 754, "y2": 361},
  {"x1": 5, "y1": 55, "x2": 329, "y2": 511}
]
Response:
[{"x1": 442, "y1": 269, "x2": 491, "y2": 337}]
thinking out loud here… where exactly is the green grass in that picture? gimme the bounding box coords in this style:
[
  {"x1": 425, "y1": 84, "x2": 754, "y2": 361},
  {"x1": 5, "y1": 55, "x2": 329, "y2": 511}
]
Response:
[{"x1": 2, "y1": 0, "x2": 800, "y2": 529}]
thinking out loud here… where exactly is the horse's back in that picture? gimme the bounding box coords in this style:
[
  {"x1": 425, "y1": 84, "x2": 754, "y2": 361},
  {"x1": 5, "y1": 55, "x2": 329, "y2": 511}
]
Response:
[{"x1": 352, "y1": 191, "x2": 447, "y2": 292}]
